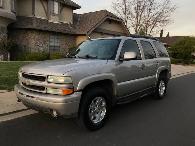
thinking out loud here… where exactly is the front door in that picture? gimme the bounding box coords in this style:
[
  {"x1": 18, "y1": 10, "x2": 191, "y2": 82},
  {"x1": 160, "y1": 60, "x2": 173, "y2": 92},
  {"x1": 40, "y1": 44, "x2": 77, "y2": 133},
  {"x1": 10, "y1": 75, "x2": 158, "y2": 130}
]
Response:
[{"x1": 114, "y1": 39, "x2": 145, "y2": 97}]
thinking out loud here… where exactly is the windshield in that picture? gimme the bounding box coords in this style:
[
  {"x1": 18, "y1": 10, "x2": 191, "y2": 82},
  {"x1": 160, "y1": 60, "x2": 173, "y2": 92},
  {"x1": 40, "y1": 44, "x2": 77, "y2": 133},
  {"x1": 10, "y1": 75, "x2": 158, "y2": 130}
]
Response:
[{"x1": 73, "y1": 39, "x2": 121, "y2": 60}]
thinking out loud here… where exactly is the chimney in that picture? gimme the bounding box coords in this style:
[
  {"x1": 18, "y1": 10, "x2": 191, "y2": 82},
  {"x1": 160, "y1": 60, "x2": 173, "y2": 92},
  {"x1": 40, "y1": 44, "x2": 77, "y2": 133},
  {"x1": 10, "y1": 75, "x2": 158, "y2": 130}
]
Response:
[
  {"x1": 160, "y1": 29, "x2": 163, "y2": 38},
  {"x1": 166, "y1": 32, "x2": 170, "y2": 38}
]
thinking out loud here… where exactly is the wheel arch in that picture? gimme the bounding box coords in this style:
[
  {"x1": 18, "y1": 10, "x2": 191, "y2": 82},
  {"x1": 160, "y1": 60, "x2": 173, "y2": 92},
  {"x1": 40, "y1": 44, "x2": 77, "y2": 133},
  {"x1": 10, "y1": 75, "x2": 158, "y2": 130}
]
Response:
[
  {"x1": 156, "y1": 67, "x2": 170, "y2": 83},
  {"x1": 77, "y1": 74, "x2": 117, "y2": 96}
]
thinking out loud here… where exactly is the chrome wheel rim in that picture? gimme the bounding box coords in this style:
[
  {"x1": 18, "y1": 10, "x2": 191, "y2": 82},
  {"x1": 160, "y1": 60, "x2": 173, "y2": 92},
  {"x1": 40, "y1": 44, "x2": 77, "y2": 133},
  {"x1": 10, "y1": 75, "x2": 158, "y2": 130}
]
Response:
[
  {"x1": 88, "y1": 97, "x2": 107, "y2": 124},
  {"x1": 159, "y1": 81, "x2": 166, "y2": 96}
]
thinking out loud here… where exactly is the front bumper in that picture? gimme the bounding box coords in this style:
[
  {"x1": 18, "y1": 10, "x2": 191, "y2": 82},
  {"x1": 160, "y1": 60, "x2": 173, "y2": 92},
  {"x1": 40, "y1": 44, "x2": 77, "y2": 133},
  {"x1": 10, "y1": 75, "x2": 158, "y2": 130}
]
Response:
[{"x1": 15, "y1": 84, "x2": 82, "y2": 117}]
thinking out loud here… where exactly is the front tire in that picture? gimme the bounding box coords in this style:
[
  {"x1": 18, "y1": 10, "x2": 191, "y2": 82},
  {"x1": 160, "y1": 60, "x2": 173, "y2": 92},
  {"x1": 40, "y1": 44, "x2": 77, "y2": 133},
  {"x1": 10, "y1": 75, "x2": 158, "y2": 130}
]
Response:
[{"x1": 78, "y1": 87, "x2": 110, "y2": 131}]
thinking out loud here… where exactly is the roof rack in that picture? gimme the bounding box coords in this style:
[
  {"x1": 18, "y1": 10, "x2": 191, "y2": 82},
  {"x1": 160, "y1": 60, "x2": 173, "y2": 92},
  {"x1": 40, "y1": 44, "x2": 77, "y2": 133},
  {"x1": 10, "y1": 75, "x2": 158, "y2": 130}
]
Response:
[{"x1": 129, "y1": 34, "x2": 159, "y2": 41}]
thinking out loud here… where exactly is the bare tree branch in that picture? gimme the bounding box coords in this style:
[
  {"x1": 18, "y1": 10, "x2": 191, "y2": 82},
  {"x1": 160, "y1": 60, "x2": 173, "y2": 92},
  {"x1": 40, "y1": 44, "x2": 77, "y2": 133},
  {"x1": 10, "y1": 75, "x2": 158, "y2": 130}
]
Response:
[{"x1": 112, "y1": 0, "x2": 176, "y2": 35}]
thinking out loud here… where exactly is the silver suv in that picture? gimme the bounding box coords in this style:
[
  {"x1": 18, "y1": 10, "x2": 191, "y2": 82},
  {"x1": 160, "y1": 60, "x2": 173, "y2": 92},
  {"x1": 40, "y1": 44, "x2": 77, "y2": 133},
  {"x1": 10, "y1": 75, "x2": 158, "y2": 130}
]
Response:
[{"x1": 15, "y1": 36, "x2": 171, "y2": 131}]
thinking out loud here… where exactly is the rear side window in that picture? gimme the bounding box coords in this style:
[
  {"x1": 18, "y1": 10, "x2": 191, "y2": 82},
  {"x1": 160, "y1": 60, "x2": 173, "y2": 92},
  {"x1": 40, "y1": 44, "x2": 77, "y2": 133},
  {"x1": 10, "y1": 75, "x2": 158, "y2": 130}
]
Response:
[
  {"x1": 121, "y1": 39, "x2": 141, "y2": 60},
  {"x1": 153, "y1": 41, "x2": 169, "y2": 57},
  {"x1": 140, "y1": 40, "x2": 156, "y2": 59}
]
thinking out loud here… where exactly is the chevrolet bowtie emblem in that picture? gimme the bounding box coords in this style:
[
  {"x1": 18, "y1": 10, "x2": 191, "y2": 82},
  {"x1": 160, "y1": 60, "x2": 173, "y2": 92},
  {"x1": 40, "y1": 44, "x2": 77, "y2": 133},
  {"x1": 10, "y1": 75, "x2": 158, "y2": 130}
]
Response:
[{"x1": 25, "y1": 80, "x2": 31, "y2": 85}]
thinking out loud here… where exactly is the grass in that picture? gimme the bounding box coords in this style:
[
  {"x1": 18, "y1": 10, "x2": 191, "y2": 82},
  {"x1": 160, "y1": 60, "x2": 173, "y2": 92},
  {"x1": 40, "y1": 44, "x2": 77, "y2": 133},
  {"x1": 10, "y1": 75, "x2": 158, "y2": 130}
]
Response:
[{"x1": 0, "y1": 62, "x2": 32, "y2": 91}]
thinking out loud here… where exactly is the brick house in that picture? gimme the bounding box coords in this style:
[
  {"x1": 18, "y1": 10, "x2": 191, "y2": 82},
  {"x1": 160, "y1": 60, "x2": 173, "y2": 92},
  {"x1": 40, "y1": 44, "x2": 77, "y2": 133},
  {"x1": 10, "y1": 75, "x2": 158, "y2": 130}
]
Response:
[
  {"x1": 0, "y1": 0, "x2": 16, "y2": 60},
  {"x1": 4, "y1": 0, "x2": 129, "y2": 57}
]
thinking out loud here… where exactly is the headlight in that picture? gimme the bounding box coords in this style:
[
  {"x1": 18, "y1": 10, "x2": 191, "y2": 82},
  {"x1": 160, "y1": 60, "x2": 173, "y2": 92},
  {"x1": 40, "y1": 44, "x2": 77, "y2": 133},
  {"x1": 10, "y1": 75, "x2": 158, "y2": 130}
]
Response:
[
  {"x1": 47, "y1": 76, "x2": 72, "y2": 84},
  {"x1": 47, "y1": 88, "x2": 74, "y2": 95}
]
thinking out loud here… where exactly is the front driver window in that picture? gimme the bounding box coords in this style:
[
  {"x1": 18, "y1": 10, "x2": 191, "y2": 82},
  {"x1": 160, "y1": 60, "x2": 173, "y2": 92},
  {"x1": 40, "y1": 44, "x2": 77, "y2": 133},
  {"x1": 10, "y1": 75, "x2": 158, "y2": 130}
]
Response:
[{"x1": 121, "y1": 39, "x2": 142, "y2": 60}]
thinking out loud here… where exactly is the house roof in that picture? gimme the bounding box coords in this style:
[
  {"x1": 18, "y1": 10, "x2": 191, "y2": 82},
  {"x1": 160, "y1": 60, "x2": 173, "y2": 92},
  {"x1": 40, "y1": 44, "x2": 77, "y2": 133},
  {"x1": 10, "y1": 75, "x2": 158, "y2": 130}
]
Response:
[
  {"x1": 159, "y1": 36, "x2": 186, "y2": 46},
  {"x1": 73, "y1": 10, "x2": 127, "y2": 35},
  {"x1": 8, "y1": 16, "x2": 76, "y2": 35},
  {"x1": 57, "y1": 0, "x2": 81, "y2": 10},
  {"x1": 9, "y1": 10, "x2": 129, "y2": 36}
]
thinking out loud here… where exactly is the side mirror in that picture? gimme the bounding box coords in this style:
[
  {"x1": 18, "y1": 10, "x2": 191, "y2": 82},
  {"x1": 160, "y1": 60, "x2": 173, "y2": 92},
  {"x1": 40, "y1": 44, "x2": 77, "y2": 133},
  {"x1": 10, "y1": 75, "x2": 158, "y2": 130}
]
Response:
[{"x1": 120, "y1": 52, "x2": 137, "y2": 61}]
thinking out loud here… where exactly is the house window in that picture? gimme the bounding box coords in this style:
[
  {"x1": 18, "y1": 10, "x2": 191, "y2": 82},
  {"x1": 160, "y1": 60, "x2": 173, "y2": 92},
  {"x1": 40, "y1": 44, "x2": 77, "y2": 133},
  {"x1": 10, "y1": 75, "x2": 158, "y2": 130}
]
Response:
[
  {"x1": 53, "y1": 1, "x2": 59, "y2": 15},
  {"x1": 11, "y1": 0, "x2": 16, "y2": 13},
  {"x1": 49, "y1": 35, "x2": 60, "y2": 53},
  {"x1": 0, "y1": 0, "x2": 3, "y2": 8}
]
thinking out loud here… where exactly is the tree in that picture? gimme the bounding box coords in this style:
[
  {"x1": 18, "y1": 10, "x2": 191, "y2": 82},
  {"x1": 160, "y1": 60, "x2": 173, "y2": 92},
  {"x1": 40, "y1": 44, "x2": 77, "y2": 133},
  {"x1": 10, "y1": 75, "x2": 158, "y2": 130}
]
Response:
[{"x1": 112, "y1": 0, "x2": 176, "y2": 35}]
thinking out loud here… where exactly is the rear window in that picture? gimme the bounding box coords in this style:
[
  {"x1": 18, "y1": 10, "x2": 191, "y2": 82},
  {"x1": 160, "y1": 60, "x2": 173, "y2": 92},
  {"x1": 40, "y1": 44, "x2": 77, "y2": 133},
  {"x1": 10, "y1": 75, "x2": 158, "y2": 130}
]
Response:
[{"x1": 153, "y1": 41, "x2": 169, "y2": 57}]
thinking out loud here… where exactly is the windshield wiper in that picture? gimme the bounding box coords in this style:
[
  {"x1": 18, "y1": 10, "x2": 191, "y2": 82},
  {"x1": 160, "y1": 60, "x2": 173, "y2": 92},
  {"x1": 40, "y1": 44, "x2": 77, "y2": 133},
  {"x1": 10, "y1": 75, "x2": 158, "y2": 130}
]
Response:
[{"x1": 77, "y1": 54, "x2": 97, "y2": 59}]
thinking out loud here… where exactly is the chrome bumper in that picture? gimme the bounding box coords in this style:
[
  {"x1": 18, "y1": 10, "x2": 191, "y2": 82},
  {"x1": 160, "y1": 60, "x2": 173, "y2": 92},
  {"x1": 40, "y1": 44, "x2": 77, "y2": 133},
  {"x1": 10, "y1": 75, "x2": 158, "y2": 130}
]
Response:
[{"x1": 15, "y1": 84, "x2": 82, "y2": 117}]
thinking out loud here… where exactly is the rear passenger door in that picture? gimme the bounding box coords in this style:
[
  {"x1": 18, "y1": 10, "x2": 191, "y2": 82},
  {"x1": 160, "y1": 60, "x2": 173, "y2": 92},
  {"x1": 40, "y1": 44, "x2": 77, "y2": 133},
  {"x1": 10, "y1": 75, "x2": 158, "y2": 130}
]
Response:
[{"x1": 139, "y1": 40, "x2": 158, "y2": 88}]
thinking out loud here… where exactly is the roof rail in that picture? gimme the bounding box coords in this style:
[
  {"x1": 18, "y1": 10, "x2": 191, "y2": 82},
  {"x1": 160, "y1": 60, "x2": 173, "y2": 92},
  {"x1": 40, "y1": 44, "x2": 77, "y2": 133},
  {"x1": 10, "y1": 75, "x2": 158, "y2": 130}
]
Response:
[{"x1": 129, "y1": 34, "x2": 159, "y2": 41}]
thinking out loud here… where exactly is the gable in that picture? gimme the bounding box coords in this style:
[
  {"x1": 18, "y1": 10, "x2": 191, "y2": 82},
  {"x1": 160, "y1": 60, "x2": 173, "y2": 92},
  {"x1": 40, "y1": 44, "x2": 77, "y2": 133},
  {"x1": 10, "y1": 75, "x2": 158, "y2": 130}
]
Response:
[{"x1": 96, "y1": 19, "x2": 126, "y2": 34}]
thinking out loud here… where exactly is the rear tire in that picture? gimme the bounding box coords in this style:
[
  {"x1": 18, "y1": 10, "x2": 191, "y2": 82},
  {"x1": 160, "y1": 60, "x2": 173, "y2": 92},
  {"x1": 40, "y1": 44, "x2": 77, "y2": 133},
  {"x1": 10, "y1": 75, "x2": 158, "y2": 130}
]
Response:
[
  {"x1": 154, "y1": 75, "x2": 168, "y2": 99},
  {"x1": 78, "y1": 87, "x2": 111, "y2": 131}
]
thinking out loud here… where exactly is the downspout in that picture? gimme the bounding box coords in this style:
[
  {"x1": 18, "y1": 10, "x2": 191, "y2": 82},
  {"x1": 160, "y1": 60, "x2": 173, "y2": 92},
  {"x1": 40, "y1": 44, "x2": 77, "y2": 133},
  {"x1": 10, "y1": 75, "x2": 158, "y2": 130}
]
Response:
[{"x1": 32, "y1": 0, "x2": 35, "y2": 17}]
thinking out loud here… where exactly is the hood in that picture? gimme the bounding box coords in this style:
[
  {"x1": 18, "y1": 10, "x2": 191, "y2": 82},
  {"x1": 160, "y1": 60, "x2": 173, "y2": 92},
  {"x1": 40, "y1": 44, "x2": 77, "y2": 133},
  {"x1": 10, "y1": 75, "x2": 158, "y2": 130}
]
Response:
[{"x1": 21, "y1": 58, "x2": 108, "y2": 75}]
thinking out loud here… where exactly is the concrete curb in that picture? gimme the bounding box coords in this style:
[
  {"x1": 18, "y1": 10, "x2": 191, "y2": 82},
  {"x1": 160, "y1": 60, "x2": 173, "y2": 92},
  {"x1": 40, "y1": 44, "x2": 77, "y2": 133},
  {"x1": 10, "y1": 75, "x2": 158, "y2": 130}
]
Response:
[
  {"x1": 0, "y1": 90, "x2": 8, "y2": 93},
  {"x1": 171, "y1": 71, "x2": 195, "y2": 79}
]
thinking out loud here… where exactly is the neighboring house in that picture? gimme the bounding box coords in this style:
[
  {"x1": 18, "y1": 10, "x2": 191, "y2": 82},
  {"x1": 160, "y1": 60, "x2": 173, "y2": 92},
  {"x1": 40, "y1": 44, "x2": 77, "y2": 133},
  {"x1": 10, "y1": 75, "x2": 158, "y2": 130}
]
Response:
[
  {"x1": 159, "y1": 36, "x2": 186, "y2": 48},
  {"x1": 5, "y1": 0, "x2": 129, "y2": 56},
  {"x1": 0, "y1": 0, "x2": 16, "y2": 60}
]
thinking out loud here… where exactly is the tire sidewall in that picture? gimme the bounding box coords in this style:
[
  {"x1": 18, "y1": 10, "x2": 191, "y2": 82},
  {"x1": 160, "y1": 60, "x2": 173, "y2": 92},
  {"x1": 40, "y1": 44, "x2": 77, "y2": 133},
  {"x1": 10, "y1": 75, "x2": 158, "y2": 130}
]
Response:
[
  {"x1": 156, "y1": 77, "x2": 167, "y2": 99},
  {"x1": 79, "y1": 87, "x2": 110, "y2": 131}
]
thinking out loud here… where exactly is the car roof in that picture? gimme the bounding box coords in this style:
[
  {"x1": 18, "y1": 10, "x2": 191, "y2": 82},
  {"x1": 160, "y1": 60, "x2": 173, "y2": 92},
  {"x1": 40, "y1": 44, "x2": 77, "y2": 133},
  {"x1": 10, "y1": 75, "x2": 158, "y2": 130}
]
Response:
[{"x1": 91, "y1": 35, "x2": 159, "y2": 42}]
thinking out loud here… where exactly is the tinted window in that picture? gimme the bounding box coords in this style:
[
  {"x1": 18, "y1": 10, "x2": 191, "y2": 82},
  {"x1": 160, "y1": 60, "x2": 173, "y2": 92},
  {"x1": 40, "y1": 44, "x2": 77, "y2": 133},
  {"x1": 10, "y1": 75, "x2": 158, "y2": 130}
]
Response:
[
  {"x1": 140, "y1": 40, "x2": 156, "y2": 59},
  {"x1": 153, "y1": 41, "x2": 169, "y2": 57},
  {"x1": 121, "y1": 39, "x2": 141, "y2": 60},
  {"x1": 75, "y1": 39, "x2": 121, "y2": 60}
]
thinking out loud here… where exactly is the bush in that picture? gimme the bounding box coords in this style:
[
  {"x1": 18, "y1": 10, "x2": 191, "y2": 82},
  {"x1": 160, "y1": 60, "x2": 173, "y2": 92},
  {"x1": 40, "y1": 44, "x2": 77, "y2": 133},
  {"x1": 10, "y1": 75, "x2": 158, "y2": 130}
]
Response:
[
  {"x1": 50, "y1": 53, "x2": 64, "y2": 60},
  {"x1": 171, "y1": 58, "x2": 193, "y2": 65},
  {"x1": 170, "y1": 37, "x2": 195, "y2": 61},
  {"x1": 16, "y1": 52, "x2": 49, "y2": 61}
]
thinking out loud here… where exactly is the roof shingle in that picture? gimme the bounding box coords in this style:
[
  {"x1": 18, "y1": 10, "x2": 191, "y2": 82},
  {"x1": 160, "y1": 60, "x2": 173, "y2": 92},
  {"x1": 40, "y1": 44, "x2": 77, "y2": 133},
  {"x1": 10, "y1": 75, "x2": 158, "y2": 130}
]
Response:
[
  {"x1": 73, "y1": 10, "x2": 122, "y2": 34},
  {"x1": 9, "y1": 16, "x2": 76, "y2": 34},
  {"x1": 9, "y1": 10, "x2": 127, "y2": 36},
  {"x1": 57, "y1": 0, "x2": 81, "y2": 10}
]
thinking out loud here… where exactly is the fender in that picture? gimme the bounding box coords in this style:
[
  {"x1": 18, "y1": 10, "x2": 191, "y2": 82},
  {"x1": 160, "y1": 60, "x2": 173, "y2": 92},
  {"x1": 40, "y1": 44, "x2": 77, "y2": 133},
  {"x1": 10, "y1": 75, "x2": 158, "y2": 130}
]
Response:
[
  {"x1": 156, "y1": 66, "x2": 171, "y2": 82},
  {"x1": 76, "y1": 73, "x2": 117, "y2": 96}
]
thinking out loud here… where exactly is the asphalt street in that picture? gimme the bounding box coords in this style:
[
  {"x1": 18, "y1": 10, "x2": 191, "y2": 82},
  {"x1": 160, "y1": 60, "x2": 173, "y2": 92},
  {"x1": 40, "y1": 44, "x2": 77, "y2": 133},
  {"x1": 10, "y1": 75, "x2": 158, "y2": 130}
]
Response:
[{"x1": 0, "y1": 74, "x2": 195, "y2": 146}]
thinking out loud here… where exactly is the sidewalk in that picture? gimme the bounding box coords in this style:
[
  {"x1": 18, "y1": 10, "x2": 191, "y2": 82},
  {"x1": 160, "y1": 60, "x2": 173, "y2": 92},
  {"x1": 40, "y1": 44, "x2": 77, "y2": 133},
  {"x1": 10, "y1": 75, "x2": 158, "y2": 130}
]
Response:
[
  {"x1": 0, "y1": 91, "x2": 27, "y2": 115},
  {"x1": 171, "y1": 64, "x2": 195, "y2": 78},
  {"x1": 0, "y1": 64, "x2": 195, "y2": 117}
]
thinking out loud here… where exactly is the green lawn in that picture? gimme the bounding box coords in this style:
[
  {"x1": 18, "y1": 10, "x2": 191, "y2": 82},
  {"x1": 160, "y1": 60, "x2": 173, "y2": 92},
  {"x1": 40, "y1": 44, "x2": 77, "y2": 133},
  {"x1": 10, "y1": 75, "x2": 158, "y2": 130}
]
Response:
[{"x1": 0, "y1": 62, "x2": 32, "y2": 91}]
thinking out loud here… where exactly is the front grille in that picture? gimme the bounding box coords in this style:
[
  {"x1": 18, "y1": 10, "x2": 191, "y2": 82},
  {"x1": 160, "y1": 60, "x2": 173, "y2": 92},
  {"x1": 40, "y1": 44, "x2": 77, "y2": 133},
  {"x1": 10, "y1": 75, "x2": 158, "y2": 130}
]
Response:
[
  {"x1": 22, "y1": 83, "x2": 45, "y2": 92},
  {"x1": 22, "y1": 73, "x2": 46, "y2": 82}
]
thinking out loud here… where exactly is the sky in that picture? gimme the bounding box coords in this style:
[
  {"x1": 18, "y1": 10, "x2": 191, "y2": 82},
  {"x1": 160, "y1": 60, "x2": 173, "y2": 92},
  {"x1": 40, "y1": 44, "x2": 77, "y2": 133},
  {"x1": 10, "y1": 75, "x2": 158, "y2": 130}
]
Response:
[{"x1": 73, "y1": 0, "x2": 195, "y2": 37}]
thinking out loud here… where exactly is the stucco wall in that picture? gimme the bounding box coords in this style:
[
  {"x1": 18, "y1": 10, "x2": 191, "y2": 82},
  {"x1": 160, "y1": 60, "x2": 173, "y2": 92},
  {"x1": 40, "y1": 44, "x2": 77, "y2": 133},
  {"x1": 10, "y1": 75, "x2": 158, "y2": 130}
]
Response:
[
  {"x1": 76, "y1": 35, "x2": 87, "y2": 45},
  {"x1": 35, "y1": 0, "x2": 47, "y2": 19},
  {"x1": 60, "y1": 7, "x2": 73, "y2": 24},
  {"x1": 1, "y1": 0, "x2": 12, "y2": 11},
  {"x1": 17, "y1": 0, "x2": 33, "y2": 17},
  {"x1": 98, "y1": 19, "x2": 125, "y2": 33}
]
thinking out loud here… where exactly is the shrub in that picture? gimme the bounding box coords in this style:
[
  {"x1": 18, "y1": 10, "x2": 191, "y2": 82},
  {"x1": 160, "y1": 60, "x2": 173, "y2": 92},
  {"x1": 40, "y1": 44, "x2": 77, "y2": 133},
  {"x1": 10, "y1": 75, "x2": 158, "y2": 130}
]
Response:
[
  {"x1": 171, "y1": 58, "x2": 193, "y2": 65},
  {"x1": 170, "y1": 37, "x2": 195, "y2": 61},
  {"x1": 16, "y1": 52, "x2": 49, "y2": 61},
  {"x1": 50, "y1": 53, "x2": 64, "y2": 60}
]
